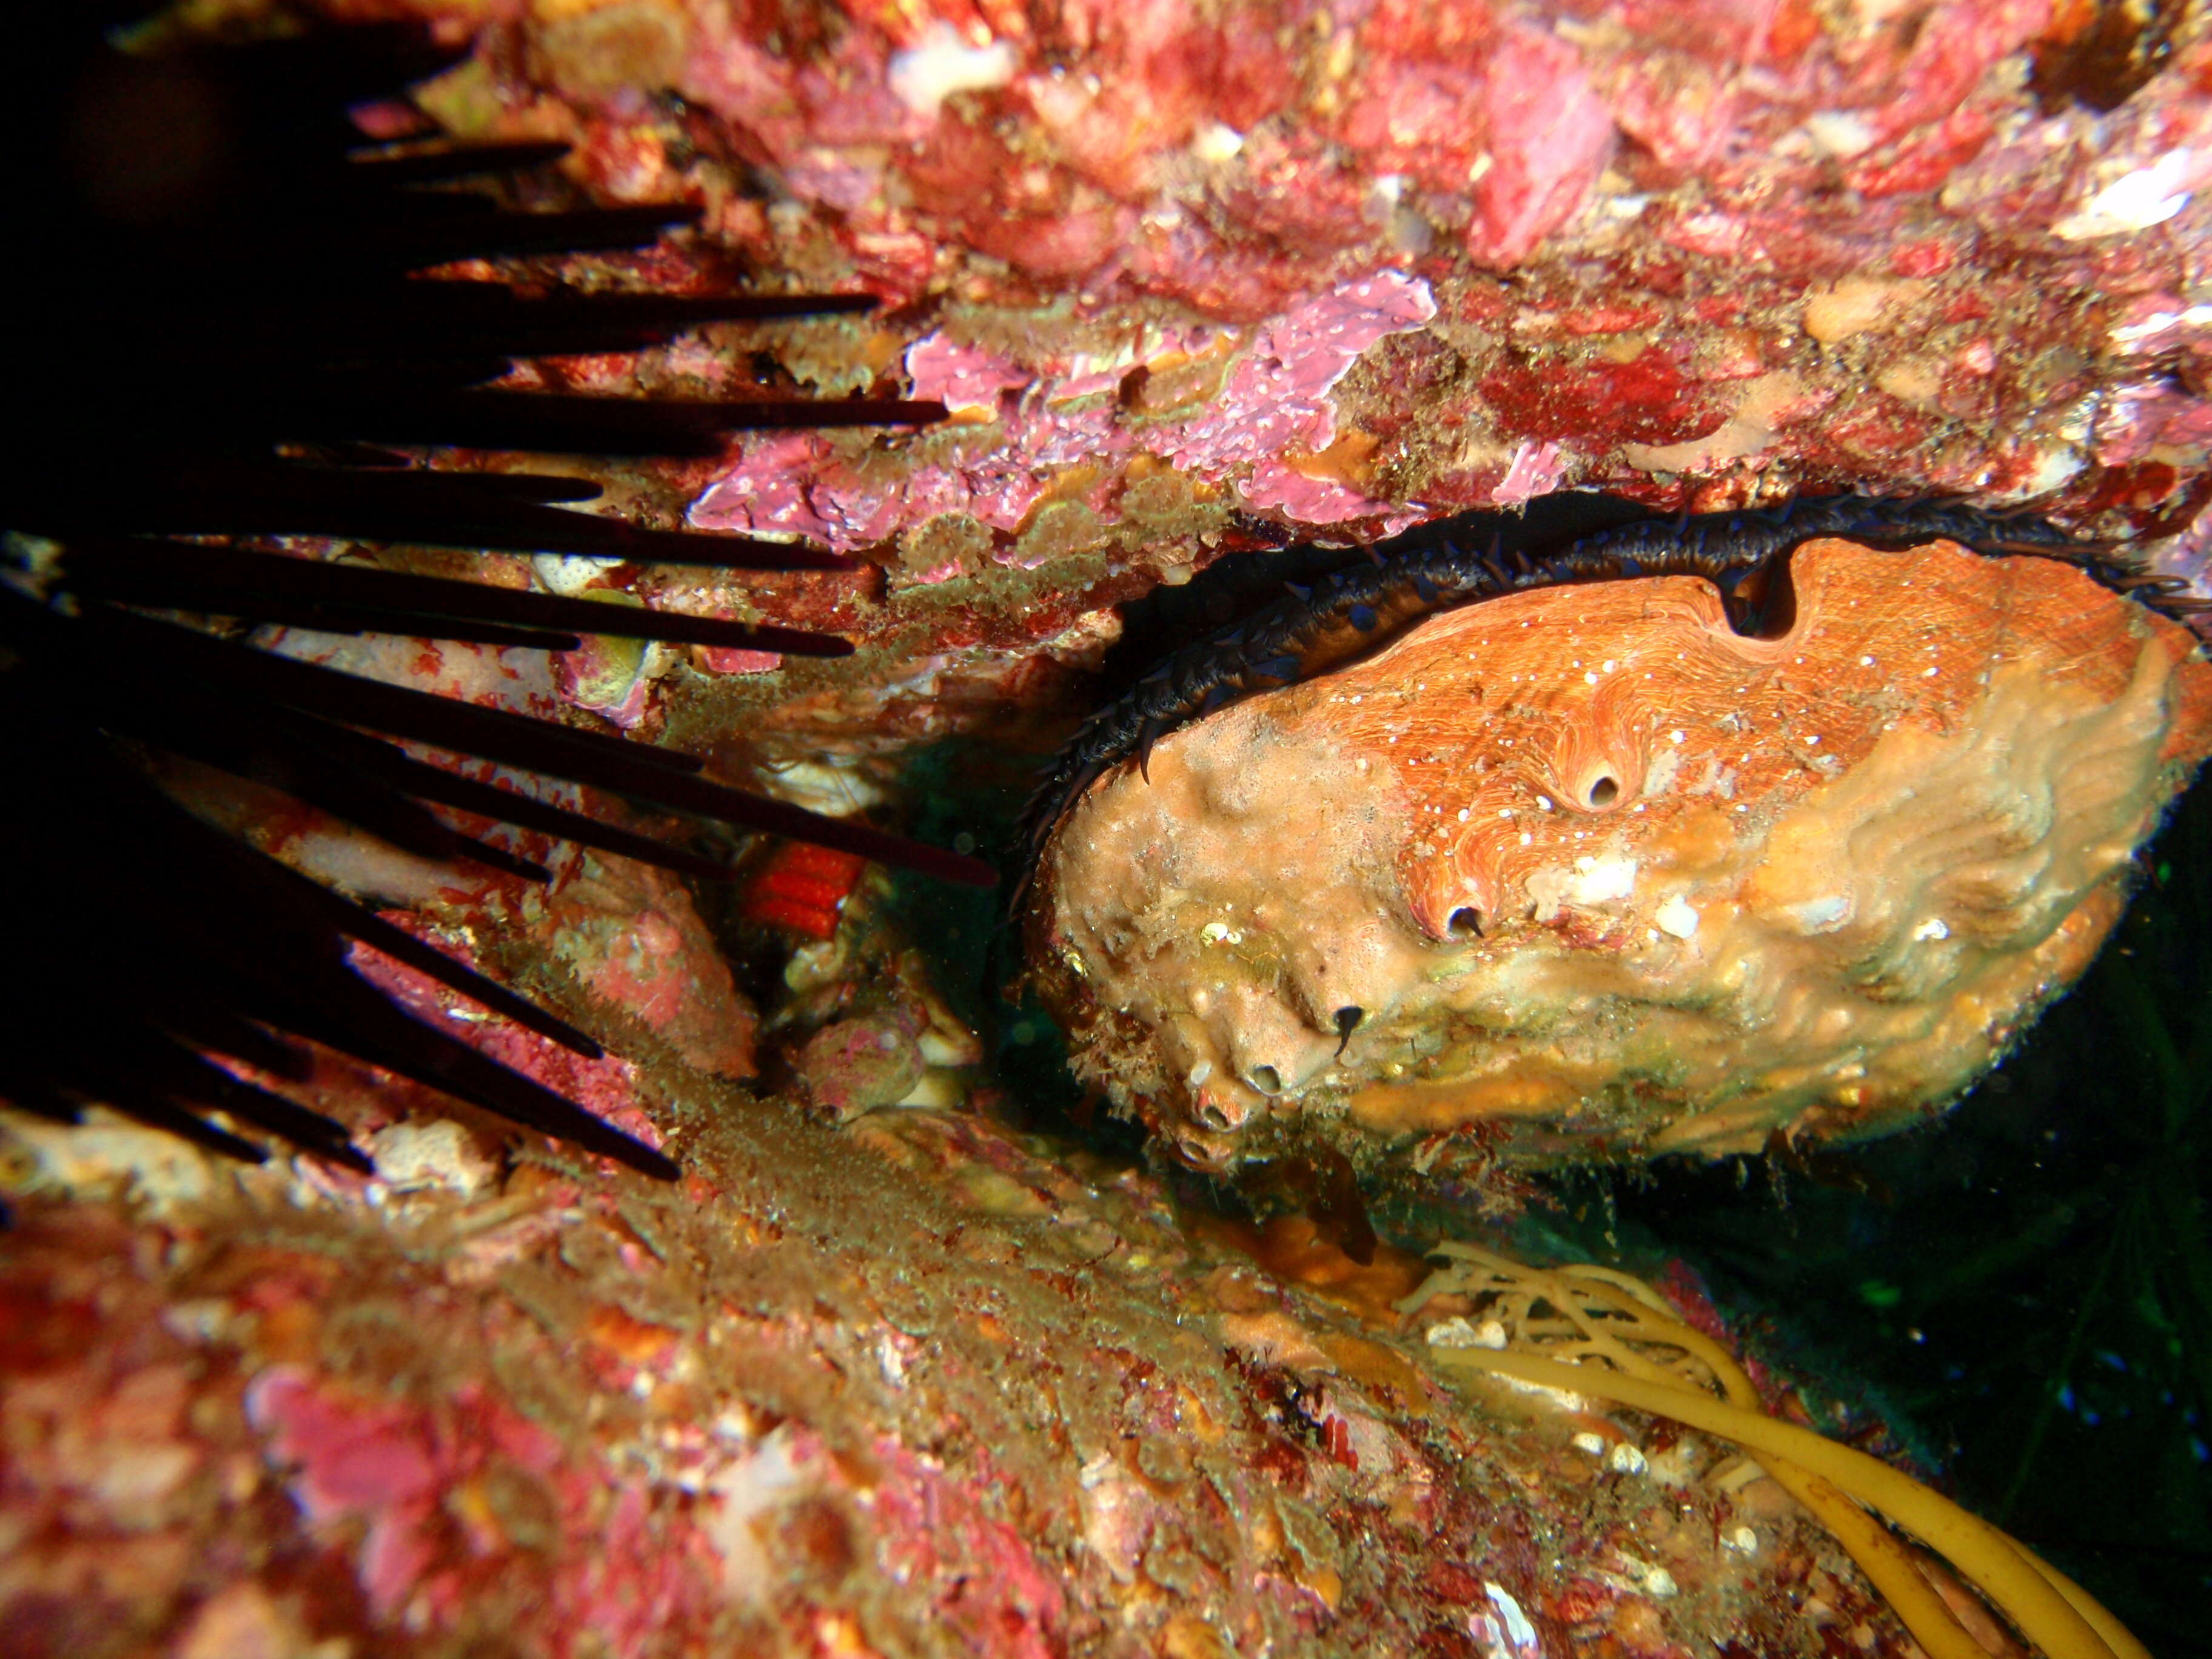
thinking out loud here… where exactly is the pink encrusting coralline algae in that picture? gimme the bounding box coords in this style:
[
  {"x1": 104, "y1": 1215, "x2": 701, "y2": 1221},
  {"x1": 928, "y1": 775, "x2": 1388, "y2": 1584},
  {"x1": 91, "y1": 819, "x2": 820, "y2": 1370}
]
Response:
[
  {"x1": 244, "y1": 1366, "x2": 728, "y2": 1649},
  {"x1": 688, "y1": 270, "x2": 1440, "y2": 561},
  {"x1": 460, "y1": 0, "x2": 2212, "y2": 722}
]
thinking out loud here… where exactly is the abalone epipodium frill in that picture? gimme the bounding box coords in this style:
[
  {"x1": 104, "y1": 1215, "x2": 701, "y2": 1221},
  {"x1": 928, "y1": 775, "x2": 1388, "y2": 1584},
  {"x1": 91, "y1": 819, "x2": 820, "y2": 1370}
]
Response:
[{"x1": 1025, "y1": 539, "x2": 2212, "y2": 1171}]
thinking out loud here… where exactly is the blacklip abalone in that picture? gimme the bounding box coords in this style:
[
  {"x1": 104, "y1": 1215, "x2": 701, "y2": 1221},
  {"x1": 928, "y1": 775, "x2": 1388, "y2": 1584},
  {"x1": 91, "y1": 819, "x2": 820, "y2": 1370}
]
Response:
[{"x1": 1023, "y1": 531, "x2": 2212, "y2": 1173}]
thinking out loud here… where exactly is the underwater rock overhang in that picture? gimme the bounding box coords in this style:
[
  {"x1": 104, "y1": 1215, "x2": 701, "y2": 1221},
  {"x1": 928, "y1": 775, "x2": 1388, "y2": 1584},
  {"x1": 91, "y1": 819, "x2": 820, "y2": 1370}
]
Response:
[
  {"x1": 181, "y1": 0, "x2": 2212, "y2": 788},
  {"x1": 10, "y1": 4, "x2": 2212, "y2": 1658}
]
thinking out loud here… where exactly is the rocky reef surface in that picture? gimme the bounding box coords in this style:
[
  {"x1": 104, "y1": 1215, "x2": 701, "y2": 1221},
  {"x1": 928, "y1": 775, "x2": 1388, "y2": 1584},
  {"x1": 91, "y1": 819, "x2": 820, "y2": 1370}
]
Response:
[
  {"x1": 7, "y1": 1, "x2": 2212, "y2": 1654},
  {"x1": 4, "y1": 1074, "x2": 1926, "y2": 1659}
]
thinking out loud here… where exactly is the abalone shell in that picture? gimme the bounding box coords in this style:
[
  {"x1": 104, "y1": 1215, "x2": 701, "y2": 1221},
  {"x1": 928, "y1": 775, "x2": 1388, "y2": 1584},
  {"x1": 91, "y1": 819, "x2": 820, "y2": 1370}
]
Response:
[{"x1": 1025, "y1": 538, "x2": 2212, "y2": 1171}]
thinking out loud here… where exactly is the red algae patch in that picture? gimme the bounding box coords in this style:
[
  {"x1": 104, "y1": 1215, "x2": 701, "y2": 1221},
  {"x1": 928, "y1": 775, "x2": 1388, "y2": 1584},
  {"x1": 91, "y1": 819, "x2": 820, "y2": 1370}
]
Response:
[{"x1": 1030, "y1": 540, "x2": 2212, "y2": 1169}]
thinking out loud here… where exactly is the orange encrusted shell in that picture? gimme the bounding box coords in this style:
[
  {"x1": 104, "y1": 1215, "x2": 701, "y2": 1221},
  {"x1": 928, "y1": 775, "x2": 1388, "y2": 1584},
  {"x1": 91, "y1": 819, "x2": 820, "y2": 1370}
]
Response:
[{"x1": 1028, "y1": 539, "x2": 2212, "y2": 1172}]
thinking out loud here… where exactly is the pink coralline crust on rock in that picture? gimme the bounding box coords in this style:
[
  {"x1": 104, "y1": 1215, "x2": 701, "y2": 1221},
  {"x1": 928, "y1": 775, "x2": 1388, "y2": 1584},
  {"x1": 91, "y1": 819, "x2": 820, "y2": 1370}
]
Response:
[
  {"x1": 654, "y1": 1, "x2": 1613, "y2": 306},
  {"x1": 297, "y1": 0, "x2": 2212, "y2": 765},
  {"x1": 1569, "y1": 0, "x2": 2056, "y2": 195},
  {"x1": 347, "y1": 939, "x2": 668, "y2": 1155},
  {"x1": 385, "y1": 0, "x2": 2212, "y2": 546},
  {"x1": 692, "y1": 431, "x2": 840, "y2": 545},
  {"x1": 795, "y1": 1015, "x2": 925, "y2": 1118},
  {"x1": 0, "y1": 1118, "x2": 1969, "y2": 1659},
  {"x1": 1151, "y1": 270, "x2": 1439, "y2": 469},
  {"x1": 1945, "y1": 69, "x2": 2212, "y2": 237},
  {"x1": 689, "y1": 426, "x2": 1045, "y2": 555},
  {"x1": 1238, "y1": 461, "x2": 1405, "y2": 525},
  {"x1": 2105, "y1": 294, "x2": 2212, "y2": 366},
  {"x1": 905, "y1": 332, "x2": 1035, "y2": 414},
  {"x1": 521, "y1": 0, "x2": 2094, "y2": 313},
  {"x1": 535, "y1": 858, "x2": 760, "y2": 1079},
  {"x1": 1855, "y1": 0, "x2": 2053, "y2": 156},
  {"x1": 1489, "y1": 439, "x2": 1570, "y2": 507},
  {"x1": 551, "y1": 1483, "x2": 722, "y2": 1659},
  {"x1": 244, "y1": 1367, "x2": 717, "y2": 1651},
  {"x1": 244, "y1": 1368, "x2": 456, "y2": 1618},
  {"x1": 218, "y1": 2, "x2": 2212, "y2": 802},
  {"x1": 254, "y1": 626, "x2": 598, "y2": 875},
  {"x1": 870, "y1": 1439, "x2": 1067, "y2": 1659},
  {"x1": 348, "y1": 856, "x2": 756, "y2": 1088},
  {"x1": 2095, "y1": 380, "x2": 2212, "y2": 466},
  {"x1": 1426, "y1": 19, "x2": 1614, "y2": 267},
  {"x1": 695, "y1": 645, "x2": 785, "y2": 675},
  {"x1": 689, "y1": 272, "x2": 1436, "y2": 549}
]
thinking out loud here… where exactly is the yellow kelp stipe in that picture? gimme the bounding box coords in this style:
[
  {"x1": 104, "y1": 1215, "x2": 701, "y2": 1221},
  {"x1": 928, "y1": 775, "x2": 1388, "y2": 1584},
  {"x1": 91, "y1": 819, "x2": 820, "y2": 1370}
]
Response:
[{"x1": 1400, "y1": 1244, "x2": 2148, "y2": 1659}]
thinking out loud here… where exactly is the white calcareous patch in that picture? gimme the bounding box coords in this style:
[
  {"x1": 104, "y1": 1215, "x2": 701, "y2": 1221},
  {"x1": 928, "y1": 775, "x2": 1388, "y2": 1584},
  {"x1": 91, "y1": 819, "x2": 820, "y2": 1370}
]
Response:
[
  {"x1": 1426, "y1": 1316, "x2": 1509, "y2": 1350},
  {"x1": 1564, "y1": 854, "x2": 1637, "y2": 905},
  {"x1": 2056, "y1": 150, "x2": 2204, "y2": 241},
  {"x1": 887, "y1": 24, "x2": 1016, "y2": 118},
  {"x1": 1483, "y1": 1581, "x2": 1543, "y2": 1655},
  {"x1": 1190, "y1": 121, "x2": 1245, "y2": 162},
  {"x1": 367, "y1": 1119, "x2": 496, "y2": 1198},
  {"x1": 705, "y1": 1426, "x2": 811, "y2": 1601},
  {"x1": 1786, "y1": 894, "x2": 1851, "y2": 931},
  {"x1": 1800, "y1": 110, "x2": 1879, "y2": 158}
]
